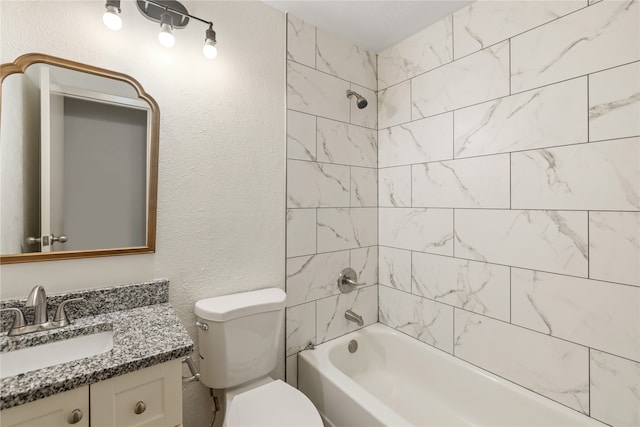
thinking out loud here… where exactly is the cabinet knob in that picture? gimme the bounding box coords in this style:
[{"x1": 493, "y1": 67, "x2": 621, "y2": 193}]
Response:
[
  {"x1": 67, "y1": 409, "x2": 83, "y2": 424},
  {"x1": 134, "y1": 400, "x2": 146, "y2": 415}
]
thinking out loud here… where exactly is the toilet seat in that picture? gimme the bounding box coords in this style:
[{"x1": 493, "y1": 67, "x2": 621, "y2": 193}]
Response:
[{"x1": 226, "y1": 380, "x2": 323, "y2": 426}]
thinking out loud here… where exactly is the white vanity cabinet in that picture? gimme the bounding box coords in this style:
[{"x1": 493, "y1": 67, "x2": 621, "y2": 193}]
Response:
[
  {"x1": 91, "y1": 359, "x2": 182, "y2": 427},
  {"x1": 0, "y1": 386, "x2": 89, "y2": 427},
  {"x1": 0, "y1": 359, "x2": 182, "y2": 427}
]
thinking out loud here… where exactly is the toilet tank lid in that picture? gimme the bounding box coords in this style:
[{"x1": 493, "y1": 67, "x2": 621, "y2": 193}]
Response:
[{"x1": 195, "y1": 288, "x2": 286, "y2": 322}]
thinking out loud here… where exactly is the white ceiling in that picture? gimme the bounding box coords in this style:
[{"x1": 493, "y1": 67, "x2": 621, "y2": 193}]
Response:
[{"x1": 264, "y1": 1, "x2": 473, "y2": 53}]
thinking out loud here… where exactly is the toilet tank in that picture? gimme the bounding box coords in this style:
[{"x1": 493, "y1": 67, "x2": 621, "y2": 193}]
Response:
[{"x1": 195, "y1": 288, "x2": 286, "y2": 389}]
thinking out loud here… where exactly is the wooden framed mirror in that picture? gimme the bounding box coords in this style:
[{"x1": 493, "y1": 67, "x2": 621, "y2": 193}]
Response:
[{"x1": 0, "y1": 53, "x2": 159, "y2": 264}]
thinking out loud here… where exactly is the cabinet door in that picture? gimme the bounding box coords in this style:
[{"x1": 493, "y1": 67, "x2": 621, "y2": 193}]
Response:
[
  {"x1": 0, "y1": 386, "x2": 88, "y2": 427},
  {"x1": 90, "y1": 359, "x2": 182, "y2": 427}
]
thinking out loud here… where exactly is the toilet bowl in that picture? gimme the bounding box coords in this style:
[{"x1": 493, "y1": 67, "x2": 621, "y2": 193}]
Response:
[
  {"x1": 224, "y1": 377, "x2": 322, "y2": 426},
  {"x1": 194, "y1": 288, "x2": 322, "y2": 427}
]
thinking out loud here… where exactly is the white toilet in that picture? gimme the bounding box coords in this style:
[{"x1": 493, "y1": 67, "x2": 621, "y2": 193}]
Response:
[{"x1": 195, "y1": 288, "x2": 323, "y2": 426}]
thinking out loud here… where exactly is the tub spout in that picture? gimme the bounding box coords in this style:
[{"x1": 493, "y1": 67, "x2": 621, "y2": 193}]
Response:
[{"x1": 345, "y1": 309, "x2": 364, "y2": 327}]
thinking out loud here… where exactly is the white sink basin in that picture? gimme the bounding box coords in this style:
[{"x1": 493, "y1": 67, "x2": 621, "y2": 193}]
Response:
[{"x1": 0, "y1": 330, "x2": 114, "y2": 379}]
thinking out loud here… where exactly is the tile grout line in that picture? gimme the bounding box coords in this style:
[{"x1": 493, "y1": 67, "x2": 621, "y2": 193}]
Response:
[
  {"x1": 284, "y1": 14, "x2": 289, "y2": 384},
  {"x1": 349, "y1": 167, "x2": 352, "y2": 208},
  {"x1": 379, "y1": 132, "x2": 640, "y2": 170},
  {"x1": 452, "y1": 109, "x2": 456, "y2": 160},
  {"x1": 375, "y1": 244, "x2": 639, "y2": 290},
  {"x1": 509, "y1": 38, "x2": 512, "y2": 95},
  {"x1": 587, "y1": 74, "x2": 590, "y2": 143},
  {"x1": 287, "y1": 106, "x2": 377, "y2": 131},
  {"x1": 314, "y1": 115, "x2": 318, "y2": 163},
  {"x1": 588, "y1": 347, "x2": 591, "y2": 416},
  {"x1": 452, "y1": 306, "x2": 456, "y2": 357},
  {"x1": 288, "y1": 58, "x2": 378, "y2": 93},
  {"x1": 410, "y1": 164, "x2": 414, "y2": 208},
  {"x1": 291, "y1": 130, "x2": 640, "y2": 176},
  {"x1": 587, "y1": 211, "x2": 590, "y2": 279},
  {"x1": 409, "y1": 76, "x2": 414, "y2": 123},
  {"x1": 451, "y1": 13, "x2": 455, "y2": 61},
  {"x1": 410, "y1": 250, "x2": 414, "y2": 294},
  {"x1": 293, "y1": 205, "x2": 640, "y2": 213},
  {"x1": 314, "y1": 25, "x2": 317, "y2": 70},
  {"x1": 452, "y1": 209, "x2": 456, "y2": 258},
  {"x1": 288, "y1": 157, "x2": 377, "y2": 170},
  {"x1": 509, "y1": 267, "x2": 512, "y2": 323},
  {"x1": 509, "y1": 153, "x2": 512, "y2": 209}
]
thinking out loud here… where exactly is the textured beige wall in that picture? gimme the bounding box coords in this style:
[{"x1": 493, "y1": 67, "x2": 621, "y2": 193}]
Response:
[{"x1": 0, "y1": 1, "x2": 285, "y2": 425}]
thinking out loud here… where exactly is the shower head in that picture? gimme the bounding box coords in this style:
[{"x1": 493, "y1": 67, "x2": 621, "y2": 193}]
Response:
[{"x1": 346, "y1": 90, "x2": 368, "y2": 109}]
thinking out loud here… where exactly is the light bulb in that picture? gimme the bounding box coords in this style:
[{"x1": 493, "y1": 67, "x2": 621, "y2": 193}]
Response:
[
  {"x1": 158, "y1": 26, "x2": 175, "y2": 47},
  {"x1": 203, "y1": 26, "x2": 217, "y2": 60},
  {"x1": 203, "y1": 40, "x2": 217, "y2": 59},
  {"x1": 103, "y1": 5, "x2": 122, "y2": 31},
  {"x1": 158, "y1": 13, "x2": 175, "y2": 48}
]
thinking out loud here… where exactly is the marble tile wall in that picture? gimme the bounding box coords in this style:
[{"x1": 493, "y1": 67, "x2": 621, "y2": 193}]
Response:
[
  {"x1": 377, "y1": 1, "x2": 639, "y2": 426},
  {"x1": 285, "y1": 14, "x2": 378, "y2": 387}
]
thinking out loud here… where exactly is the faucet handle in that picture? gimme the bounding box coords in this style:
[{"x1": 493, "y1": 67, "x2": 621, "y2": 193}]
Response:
[
  {"x1": 53, "y1": 298, "x2": 84, "y2": 326},
  {"x1": 1, "y1": 308, "x2": 27, "y2": 332},
  {"x1": 337, "y1": 268, "x2": 366, "y2": 294}
]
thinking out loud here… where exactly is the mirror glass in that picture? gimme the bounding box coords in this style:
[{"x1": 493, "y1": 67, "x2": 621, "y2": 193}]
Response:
[{"x1": 0, "y1": 54, "x2": 159, "y2": 264}]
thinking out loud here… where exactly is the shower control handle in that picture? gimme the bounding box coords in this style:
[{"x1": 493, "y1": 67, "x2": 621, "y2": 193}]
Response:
[
  {"x1": 338, "y1": 267, "x2": 365, "y2": 293},
  {"x1": 343, "y1": 277, "x2": 365, "y2": 287}
]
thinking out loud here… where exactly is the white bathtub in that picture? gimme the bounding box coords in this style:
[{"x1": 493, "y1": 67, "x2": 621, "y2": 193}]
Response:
[{"x1": 298, "y1": 323, "x2": 603, "y2": 427}]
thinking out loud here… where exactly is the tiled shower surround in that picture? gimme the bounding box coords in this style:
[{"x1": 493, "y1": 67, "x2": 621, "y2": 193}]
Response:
[
  {"x1": 285, "y1": 15, "x2": 379, "y2": 387},
  {"x1": 286, "y1": 1, "x2": 639, "y2": 426}
]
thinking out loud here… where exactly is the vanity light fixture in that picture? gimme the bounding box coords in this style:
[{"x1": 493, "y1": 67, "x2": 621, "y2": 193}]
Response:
[{"x1": 102, "y1": 0, "x2": 218, "y2": 59}]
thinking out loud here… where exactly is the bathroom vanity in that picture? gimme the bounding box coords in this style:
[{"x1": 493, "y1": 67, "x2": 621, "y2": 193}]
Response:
[
  {"x1": 0, "y1": 279, "x2": 193, "y2": 426},
  {"x1": 2, "y1": 361, "x2": 181, "y2": 427}
]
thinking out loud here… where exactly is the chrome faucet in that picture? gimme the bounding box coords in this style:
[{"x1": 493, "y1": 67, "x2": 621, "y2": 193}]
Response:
[
  {"x1": 345, "y1": 309, "x2": 364, "y2": 327},
  {"x1": 25, "y1": 285, "x2": 48, "y2": 325},
  {"x1": 1, "y1": 285, "x2": 83, "y2": 336}
]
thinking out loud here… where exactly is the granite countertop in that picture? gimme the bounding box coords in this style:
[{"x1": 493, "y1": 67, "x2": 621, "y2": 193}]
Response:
[{"x1": 0, "y1": 280, "x2": 193, "y2": 410}]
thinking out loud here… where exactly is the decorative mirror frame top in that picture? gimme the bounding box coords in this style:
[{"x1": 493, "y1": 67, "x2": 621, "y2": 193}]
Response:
[{"x1": 0, "y1": 53, "x2": 159, "y2": 264}]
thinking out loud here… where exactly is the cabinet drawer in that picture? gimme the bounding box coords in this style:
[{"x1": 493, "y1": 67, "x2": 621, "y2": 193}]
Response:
[
  {"x1": 0, "y1": 386, "x2": 89, "y2": 427},
  {"x1": 90, "y1": 359, "x2": 182, "y2": 427}
]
